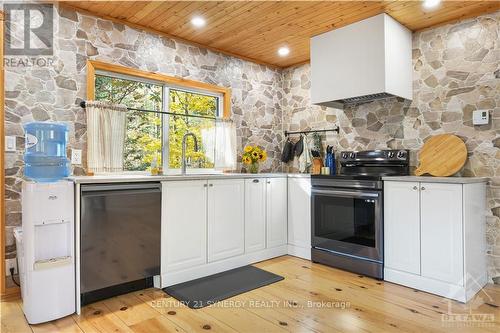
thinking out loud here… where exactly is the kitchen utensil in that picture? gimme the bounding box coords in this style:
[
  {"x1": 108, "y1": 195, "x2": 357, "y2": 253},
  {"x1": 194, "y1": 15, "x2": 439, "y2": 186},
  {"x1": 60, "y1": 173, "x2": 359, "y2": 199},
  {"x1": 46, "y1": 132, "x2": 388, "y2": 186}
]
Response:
[
  {"x1": 294, "y1": 135, "x2": 304, "y2": 156},
  {"x1": 281, "y1": 139, "x2": 294, "y2": 163},
  {"x1": 312, "y1": 158, "x2": 323, "y2": 175},
  {"x1": 415, "y1": 134, "x2": 467, "y2": 177}
]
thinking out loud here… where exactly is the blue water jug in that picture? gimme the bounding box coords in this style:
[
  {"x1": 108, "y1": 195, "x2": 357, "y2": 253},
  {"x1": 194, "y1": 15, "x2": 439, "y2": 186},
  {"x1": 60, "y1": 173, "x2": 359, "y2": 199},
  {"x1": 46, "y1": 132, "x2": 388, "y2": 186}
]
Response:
[{"x1": 23, "y1": 122, "x2": 70, "y2": 182}]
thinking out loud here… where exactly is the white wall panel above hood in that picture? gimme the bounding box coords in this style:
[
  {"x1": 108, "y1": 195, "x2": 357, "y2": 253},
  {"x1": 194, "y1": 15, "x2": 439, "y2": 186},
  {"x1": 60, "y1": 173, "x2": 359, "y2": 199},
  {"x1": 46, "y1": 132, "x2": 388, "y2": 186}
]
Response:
[{"x1": 311, "y1": 13, "x2": 412, "y2": 108}]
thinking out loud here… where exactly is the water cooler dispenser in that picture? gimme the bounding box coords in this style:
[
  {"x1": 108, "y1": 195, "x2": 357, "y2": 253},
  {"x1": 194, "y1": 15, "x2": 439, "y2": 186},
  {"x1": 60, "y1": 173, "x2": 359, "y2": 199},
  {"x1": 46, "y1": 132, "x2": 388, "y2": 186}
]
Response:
[
  {"x1": 24, "y1": 122, "x2": 70, "y2": 182},
  {"x1": 18, "y1": 122, "x2": 75, "y2": 324}
]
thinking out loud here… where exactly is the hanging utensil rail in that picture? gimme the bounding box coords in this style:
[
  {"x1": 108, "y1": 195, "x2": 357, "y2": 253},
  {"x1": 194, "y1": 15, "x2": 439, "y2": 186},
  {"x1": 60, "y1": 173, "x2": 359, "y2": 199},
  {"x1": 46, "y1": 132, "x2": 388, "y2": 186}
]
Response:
[{"x1": 284, "y1": 127, "x2": 339, "y2": 137}]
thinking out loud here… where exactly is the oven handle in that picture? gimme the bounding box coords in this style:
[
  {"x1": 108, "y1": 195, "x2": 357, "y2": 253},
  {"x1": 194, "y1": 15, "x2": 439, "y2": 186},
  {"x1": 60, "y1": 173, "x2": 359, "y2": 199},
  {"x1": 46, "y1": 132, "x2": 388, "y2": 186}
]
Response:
[{"x1": 311, "y1": 188, "x2": 380, "y2": 198}]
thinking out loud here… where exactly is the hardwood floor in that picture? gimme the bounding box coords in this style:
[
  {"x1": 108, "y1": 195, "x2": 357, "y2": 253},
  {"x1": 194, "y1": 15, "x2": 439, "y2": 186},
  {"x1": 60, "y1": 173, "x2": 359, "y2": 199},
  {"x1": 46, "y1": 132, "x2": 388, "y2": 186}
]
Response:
[{"x1": 2, "y1": 256, "x2": 499, "y2": 332}]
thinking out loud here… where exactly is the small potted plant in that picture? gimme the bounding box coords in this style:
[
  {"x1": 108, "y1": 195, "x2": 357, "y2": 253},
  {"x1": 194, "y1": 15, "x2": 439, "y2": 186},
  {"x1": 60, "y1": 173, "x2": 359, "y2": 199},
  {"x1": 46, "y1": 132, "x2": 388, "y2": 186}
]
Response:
[{"x1": 242, "y1": 145, "x2": 267, "y2": 173}]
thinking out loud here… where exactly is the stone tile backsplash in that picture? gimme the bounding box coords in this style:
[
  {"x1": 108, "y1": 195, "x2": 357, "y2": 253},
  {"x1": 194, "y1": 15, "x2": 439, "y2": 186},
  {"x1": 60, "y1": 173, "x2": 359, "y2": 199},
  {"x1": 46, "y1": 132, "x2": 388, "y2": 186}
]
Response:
[
  {"x1": 3, "y1": 5, "x2": 499, "y2": 282},
  {"x1": 282, "y1": 11, "x2": 499, "y2": 282}
]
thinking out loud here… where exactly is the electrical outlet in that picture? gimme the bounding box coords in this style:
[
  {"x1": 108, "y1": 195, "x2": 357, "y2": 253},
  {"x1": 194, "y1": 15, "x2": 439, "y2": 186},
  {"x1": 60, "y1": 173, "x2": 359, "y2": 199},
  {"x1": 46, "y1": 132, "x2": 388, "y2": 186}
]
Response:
[
  {"x1": 6, "y1": 258, "x2": 17, "y2": 275},
  {"x1": 71, "y1": 149, "x2": 82, "y2": 165}
]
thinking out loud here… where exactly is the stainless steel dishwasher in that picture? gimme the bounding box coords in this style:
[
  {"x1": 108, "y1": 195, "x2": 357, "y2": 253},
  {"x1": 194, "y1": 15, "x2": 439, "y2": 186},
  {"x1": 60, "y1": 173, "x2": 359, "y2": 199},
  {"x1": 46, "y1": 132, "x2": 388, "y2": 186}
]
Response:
[{"x1": 80, "y1": 183, "x2": 161, "y2": 305}]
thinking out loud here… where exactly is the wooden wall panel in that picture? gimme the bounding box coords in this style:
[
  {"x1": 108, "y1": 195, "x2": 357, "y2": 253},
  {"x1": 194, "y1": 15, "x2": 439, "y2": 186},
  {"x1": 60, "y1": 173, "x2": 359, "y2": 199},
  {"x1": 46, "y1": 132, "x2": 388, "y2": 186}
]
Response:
[{"x1": 59, "y1": 1, "x2": 500, "y2": 67}]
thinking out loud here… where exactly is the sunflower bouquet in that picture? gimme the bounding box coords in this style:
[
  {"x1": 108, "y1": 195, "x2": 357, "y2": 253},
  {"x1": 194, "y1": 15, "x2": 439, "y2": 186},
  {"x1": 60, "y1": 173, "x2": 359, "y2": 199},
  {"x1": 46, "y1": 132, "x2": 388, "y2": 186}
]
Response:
[{"x1": 242, "y1": 145, "x2": 267, "y2": 173}]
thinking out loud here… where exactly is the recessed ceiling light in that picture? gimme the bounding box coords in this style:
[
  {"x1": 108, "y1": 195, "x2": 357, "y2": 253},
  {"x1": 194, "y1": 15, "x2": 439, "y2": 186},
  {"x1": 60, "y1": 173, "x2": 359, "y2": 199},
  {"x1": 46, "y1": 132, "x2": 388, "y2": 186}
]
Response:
[
  {"x1": 422, "y1": 0, "x2": 441, "y2": 9},
  {"x1": 278, "y1": 47, "x2": 290, "y2": 57},
  {"x1": 191, "y1": 16, "x2": 206, "y2": 28}
]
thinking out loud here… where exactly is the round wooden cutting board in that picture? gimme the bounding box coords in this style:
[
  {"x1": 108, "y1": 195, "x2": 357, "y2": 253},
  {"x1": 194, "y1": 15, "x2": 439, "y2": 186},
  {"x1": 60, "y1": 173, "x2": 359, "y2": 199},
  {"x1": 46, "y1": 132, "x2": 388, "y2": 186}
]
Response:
[{"x1": 415, "y1": 134, "x2": 467, "y2": 177}]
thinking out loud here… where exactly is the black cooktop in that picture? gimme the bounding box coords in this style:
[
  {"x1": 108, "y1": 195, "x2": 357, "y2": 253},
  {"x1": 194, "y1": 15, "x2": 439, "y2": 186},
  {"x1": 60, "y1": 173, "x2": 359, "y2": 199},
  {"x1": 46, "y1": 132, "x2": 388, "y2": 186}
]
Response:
[{"x1": 313, "y1": 149, "x2": 410, "y2": 181}]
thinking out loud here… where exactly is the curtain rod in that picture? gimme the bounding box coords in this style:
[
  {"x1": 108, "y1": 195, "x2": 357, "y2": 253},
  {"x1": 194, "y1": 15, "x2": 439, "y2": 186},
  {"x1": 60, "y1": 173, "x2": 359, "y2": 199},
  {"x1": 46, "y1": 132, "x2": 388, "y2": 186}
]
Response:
[
  {"x1": 284, "y1": 127, "x2": 340, "y2": 136},
  {"x1": 79, "y1": 101, "x2": 220, "y2": 121}
]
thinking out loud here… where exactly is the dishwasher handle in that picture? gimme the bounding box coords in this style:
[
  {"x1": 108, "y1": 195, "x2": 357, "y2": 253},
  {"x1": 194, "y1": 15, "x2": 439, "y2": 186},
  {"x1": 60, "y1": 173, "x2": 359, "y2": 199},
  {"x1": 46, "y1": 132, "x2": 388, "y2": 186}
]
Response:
[{"x1": 81, "y1": 183, "x2": 161, "y2": 193}]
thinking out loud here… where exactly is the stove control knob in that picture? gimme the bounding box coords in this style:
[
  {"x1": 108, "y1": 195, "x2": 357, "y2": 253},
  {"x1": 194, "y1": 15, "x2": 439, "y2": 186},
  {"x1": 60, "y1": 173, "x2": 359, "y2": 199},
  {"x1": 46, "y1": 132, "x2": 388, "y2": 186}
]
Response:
[
  {"x1": 349, "y1": 152, "x2": 356, "y2": 159},
  {"x1": 387, "y1": 151, "x2": 395, "y2": 158},
  {"x1": 397, "y1": 150, "x2": 407, "y2": 159},
  {"x1": 341, "y1": 152, "x2": 348, "y2": 159}
]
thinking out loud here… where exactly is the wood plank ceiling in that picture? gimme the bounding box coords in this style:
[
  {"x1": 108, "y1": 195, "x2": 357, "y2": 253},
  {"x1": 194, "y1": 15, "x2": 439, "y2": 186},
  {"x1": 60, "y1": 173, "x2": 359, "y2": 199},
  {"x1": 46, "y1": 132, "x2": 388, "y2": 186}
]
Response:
[{"x1": 60, "y1": 1, "x2": 500, "y2": 67}]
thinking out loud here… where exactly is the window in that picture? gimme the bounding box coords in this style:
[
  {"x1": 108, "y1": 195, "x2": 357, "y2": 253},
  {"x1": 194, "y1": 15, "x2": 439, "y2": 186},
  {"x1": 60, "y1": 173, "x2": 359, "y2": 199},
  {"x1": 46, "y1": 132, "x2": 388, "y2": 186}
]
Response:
[
  {"x1": 94, "y1": 72, "x2": 223, "y2": 173},
  {"x1": 95, "y1": 75, "x2": 162, "y2": 171},
  {"x1": 168, "y1": 89, "x2": 218, "y2": 169}
]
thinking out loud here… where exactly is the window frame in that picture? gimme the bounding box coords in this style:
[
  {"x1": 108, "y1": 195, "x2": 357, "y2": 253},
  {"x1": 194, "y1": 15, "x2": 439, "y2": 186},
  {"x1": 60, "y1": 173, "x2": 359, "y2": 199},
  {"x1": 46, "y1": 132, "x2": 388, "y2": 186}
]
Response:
[{"x1": 87, "y1": 60, "x2": 231, "y2": 174}]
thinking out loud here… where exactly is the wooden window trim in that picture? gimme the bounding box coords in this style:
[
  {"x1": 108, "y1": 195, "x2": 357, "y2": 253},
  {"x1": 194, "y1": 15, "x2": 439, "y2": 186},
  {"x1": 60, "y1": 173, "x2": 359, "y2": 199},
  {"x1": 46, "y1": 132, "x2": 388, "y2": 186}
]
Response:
[{"x1": 86, "y1": 60, "x2": 232, "y2": 118}]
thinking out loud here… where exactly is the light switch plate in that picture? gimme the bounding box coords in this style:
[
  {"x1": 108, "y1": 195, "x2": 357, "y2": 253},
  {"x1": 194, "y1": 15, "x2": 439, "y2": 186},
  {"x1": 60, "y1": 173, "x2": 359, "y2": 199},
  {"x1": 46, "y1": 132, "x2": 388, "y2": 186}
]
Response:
[
  {"x1": 5, "y1": 136, "x2": 16, "y2": 152},
  {"x1": 473, "y1": 110, "x2": 489, "y2": 125},
  {"x1": 71, "y1": 149, "x2": 82, "y2": 165}
]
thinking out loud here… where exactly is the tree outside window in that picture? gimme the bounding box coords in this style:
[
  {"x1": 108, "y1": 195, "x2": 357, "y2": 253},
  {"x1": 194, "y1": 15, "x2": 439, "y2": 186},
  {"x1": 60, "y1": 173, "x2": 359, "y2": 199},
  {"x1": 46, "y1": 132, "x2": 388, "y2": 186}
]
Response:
[{"x1": 95, "y1": 74, "x2": 219, "y2": 172}]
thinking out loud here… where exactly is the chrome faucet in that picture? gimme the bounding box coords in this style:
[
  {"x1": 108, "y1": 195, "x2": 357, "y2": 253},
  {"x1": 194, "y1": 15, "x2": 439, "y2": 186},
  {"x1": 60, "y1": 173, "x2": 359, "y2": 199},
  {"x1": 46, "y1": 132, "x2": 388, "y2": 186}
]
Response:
[{"x1": 181, "y1": 132, "x2": 199, "y2": 175}]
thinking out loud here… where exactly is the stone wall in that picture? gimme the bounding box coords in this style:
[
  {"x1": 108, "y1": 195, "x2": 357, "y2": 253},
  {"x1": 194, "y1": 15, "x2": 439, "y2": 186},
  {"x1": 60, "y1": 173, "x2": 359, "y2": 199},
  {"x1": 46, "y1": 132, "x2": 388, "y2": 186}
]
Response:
[
  {"x1": 282, "y1": 11, "x2": 499, "y2": 282},
  {"x1": 3, "y1": 5, "x2": 284, "y2": 263},
  {"x1": 3, "y1": 5, "x2": 499, "y2": 282}
]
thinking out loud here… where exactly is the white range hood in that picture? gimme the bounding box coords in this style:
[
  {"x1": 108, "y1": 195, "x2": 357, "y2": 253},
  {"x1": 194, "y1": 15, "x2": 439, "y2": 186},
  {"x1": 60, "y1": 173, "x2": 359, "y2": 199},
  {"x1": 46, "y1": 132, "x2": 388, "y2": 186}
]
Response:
[{"x1": 311, "y1": 13, "x2": 412, "y2": 108}]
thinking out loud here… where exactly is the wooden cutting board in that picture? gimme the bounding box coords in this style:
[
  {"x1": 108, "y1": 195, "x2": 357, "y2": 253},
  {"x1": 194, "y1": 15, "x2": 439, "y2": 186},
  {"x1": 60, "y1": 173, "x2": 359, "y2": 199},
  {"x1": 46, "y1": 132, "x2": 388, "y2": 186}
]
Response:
[{"x1": 415, "y1": 134, "x2": 467, "y2": 177}]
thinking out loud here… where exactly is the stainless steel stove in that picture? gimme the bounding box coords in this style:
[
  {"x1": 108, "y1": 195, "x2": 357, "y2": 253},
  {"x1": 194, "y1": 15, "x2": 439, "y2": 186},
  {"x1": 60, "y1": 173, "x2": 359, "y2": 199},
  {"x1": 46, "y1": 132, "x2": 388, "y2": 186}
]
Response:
[{"x1": 311, "y1": 149, "x2": 409, "y2": 279}]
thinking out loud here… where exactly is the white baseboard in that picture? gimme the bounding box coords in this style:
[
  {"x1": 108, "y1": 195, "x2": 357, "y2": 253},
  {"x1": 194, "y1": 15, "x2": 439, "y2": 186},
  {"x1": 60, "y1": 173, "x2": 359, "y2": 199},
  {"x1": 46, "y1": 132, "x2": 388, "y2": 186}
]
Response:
[
  {"x1": 158, "y1": 245, "x2": 288, "y2": 288},
  {"x1": 287, "y1": 245, "x2": 311, "y2": 260},
  {"x1": 384, "y1": 268, "x2": 469, "y2": 302}
]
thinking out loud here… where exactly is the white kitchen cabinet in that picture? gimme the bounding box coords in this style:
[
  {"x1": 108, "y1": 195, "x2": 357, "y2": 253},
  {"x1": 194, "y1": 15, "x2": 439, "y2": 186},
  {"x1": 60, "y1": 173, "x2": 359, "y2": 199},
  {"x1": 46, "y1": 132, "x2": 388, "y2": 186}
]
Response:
[
  {"x1": 384, "y1": 181, "x2": 420, "y2": 275},
  {"x1": 245, "y1": 178, "x2": 267, "y2": 253},
  {"x1": 420, "y1": 183, "x2": 463, "y2": 285},
  {"x1": 162, "y1": 180, "x2": 208, "y2": 272},
  {"x1": 384, "y1": 179, "x2": 487, "y2": 302},
  {"x1": 208, "y1": 179, "x2": 245, "y2": 262},
  {"x1": 159, "y1": 176, "x2": 290, "y2": 288},
  {"x1": 266, "y1": 177, "x2": 287, "y2": 248},
  {"x1": 287, "y1": 177, "x2": 311, "y2": 259}
]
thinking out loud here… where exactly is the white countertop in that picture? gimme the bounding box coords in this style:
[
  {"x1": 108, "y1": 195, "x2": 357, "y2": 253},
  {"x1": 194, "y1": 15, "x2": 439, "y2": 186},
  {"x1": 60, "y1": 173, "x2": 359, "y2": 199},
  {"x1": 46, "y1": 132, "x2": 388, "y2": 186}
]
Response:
[
  {"x1": 69, "y1": 172, "x2": 310, "y2": 184},
  {"x1": 382, "y1": 176, "x2": 489, "y2": 184}
]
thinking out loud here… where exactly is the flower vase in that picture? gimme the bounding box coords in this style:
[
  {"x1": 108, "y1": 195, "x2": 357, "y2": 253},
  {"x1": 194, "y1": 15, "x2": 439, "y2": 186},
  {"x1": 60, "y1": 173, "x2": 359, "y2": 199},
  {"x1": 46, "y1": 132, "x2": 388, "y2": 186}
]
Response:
[{"x1": 248, "y1": 162, "x2": 259, "y2": 174}]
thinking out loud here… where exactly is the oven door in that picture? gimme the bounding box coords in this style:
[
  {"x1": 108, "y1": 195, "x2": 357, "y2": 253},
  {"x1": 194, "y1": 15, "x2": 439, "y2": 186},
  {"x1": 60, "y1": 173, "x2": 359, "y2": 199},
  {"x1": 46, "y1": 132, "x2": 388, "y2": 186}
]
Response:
[{"x1": 311, "y1": 187, "x2": 383, "y2": 262}]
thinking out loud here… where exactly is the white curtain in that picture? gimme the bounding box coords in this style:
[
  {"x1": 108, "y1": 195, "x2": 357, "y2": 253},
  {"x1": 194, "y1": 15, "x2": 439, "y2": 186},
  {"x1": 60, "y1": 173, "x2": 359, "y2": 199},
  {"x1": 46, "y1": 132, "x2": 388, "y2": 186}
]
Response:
[
  {"x1": 201, "y1": 119, "x2": 237, "y2": 170},
  {"x1": 85, "y1": 101, "x2": 128, "y2": 173}
]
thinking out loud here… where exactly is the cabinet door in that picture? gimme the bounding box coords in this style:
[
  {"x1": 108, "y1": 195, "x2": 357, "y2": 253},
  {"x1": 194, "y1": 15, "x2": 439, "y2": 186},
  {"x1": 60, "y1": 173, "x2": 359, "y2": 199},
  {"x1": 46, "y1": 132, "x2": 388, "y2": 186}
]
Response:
[
  {"x1": 162, "y1": 180, "x2": 207, "y2": 272},
  {"x1": 266, "y1": 178, "x2": 287, "y2": 248},
  {"x1": 208, "y1": 179, "x2": 245, "y2": 262},
  {"x1": 287, "y1": 177, "x2": 311, "y2": 248},
  {"x1": 245, "y1": 178, "x2": 267, "y2": 253},
  {"x1": 420, "y1": 183, "x2": 463, "y2": 285},
  {"x1": 384, "y1": 181, "x2": 420, "y2": 275}
]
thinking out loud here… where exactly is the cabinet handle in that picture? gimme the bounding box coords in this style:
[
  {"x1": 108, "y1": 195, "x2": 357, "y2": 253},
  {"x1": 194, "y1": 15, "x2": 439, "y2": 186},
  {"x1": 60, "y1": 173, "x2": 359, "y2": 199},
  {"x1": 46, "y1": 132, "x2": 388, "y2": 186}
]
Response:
[
  {"x1": 412, "y1": 186, "x2": 418, "y2": 190},
  {"x1": 421, "y1": 186, "x2": 425, "y2": 190},
  {"x1": 267, "y1": 181, "x2": 271, "y2": 184},
  {"x1": 203, "y1": 184, "x2": 208, "y2": 187},
  {"x1": 253, "y1": 179, "x2": 259, "y2": 183},
  {"x1": 209, "y1": 184, "x2": 214, "y2": 187}
]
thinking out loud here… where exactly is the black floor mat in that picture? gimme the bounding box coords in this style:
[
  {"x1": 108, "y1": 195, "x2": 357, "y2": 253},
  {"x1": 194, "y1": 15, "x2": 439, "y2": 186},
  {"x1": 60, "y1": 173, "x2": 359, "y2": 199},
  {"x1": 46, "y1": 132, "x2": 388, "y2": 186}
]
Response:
[{"x1": 162, "y1": 265, "x2": 284, "y2": 309}]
